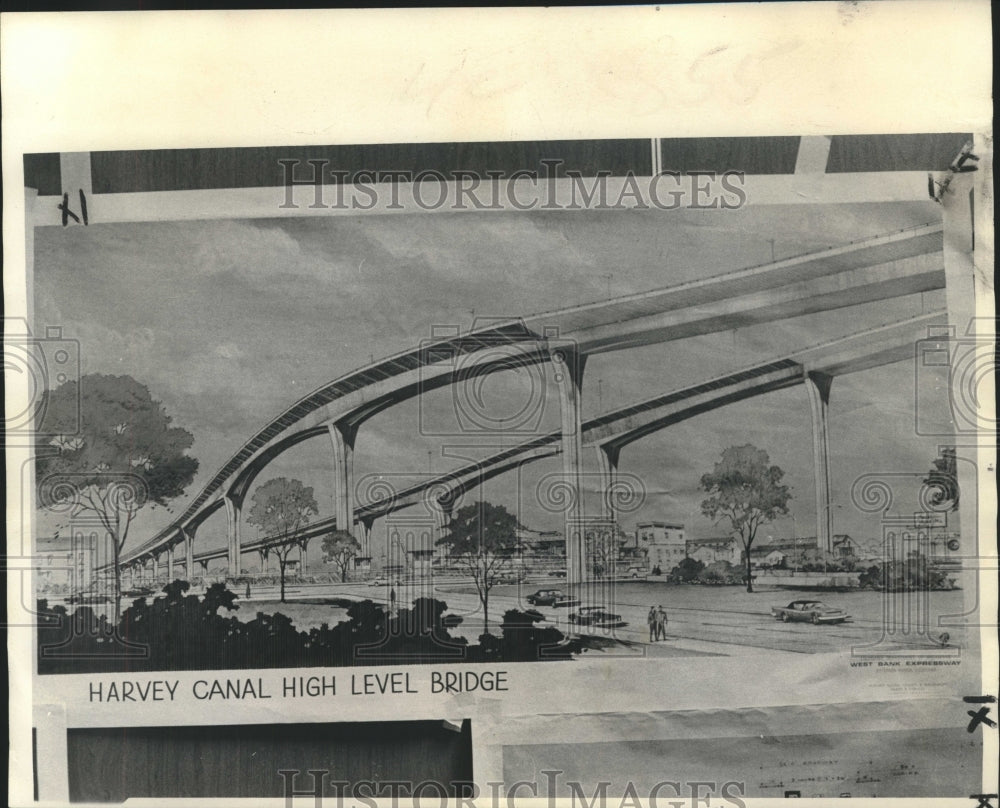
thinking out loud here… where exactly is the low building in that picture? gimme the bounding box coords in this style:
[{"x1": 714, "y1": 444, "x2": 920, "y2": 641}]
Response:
[
  {"x1": 635, "y1": 521, "x2": 686, "y2": 572},
  {"x1": 35, "y1": 532, "x2": 105, "y2": 594},
  {"x1": 686, "y1": 536, "x2": 740, "y2": 565},
  {"x1": 761, "y1": 549, "x2": 788, "y2": 568},
  {"x1": 750, "y1": 534, "x2": 860, "y2": 568}
]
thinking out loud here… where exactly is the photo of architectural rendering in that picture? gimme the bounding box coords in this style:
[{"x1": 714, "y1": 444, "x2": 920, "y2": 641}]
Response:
[{"x1": 23, "y1": 136, "x2": 982, "y2": 673}]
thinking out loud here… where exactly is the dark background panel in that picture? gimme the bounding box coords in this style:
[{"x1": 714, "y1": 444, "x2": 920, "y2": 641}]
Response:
[
  {"x1": 826, "y1": 133, "x2": 972, "y2": 173},
  {"x1": 89, "y1": 139, "x2": 651, "y2": 193},
  {"x1": 23, "y1": 153, "x2": 63, "y2": 196},
  {"x1": 67, "y1": 719, "x2": 472, "y2": 802},
  {"x1": 658, "y1": 136, "x2": 801, "y2": 175}
]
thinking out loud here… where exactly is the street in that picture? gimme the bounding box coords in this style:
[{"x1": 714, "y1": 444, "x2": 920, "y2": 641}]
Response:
[{"x1": 231, "y1": 577, "x2": 970, "y2": 658}]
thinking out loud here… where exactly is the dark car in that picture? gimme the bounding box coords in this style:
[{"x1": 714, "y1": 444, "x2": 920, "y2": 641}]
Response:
[
  {"x1": 771, "y1": 599, "x2": 849, "y2": 624},
  {"x1": 526, "y1": 588, "x2": 564, "y2": 606},
  {"x1": 569, "y1": 606, "x2": 627, "y2": 628},
  {"x1": 547, "y1": 570, "x2": 567, "y2": 578}
]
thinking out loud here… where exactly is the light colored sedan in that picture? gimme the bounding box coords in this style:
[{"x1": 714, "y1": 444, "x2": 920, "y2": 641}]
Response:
[{"x1": 771, "y1": 599, "x2": 849, "y2": 624}]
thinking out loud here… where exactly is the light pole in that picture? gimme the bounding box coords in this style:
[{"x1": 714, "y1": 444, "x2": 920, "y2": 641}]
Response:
[{"x1": 788, "y1": 512, "x2": 798, "y2": 570}]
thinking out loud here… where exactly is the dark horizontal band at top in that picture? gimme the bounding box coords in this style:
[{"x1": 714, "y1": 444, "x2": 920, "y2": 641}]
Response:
[{"x1": 24, "y1": 134, "x2": 973, "y2": 196}]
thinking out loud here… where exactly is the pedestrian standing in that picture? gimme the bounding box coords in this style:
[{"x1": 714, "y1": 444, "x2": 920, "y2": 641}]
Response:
[
  {"x1": 647, "y1": 606, "x2": 657, "y2": 642},
  {"x1": 655, "y1": 605, "x2": 668, "y2": 641}
]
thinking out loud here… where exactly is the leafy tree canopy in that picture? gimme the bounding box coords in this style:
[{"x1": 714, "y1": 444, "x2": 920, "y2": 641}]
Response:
[
  {"x1": 35, "y1": 374, "x2": 198, "y2": 619},
  {"x1": 700, "y1": 444, "x2": 791, "y2": 593},
  {"x1": 436, "y1": 501, "x2": 522, "y2": 555},
  {"x1": 322, "y1": 529, "x2": 361, "y2": 582},
  {"x1": 700, "y1": 444, "x2": 791, "y2": 543},
  {"x1": 36, "y1": 374, "x2": 198, "y2": 508},
  {"x1": 246, "y1": 478, "x2": 318, "y2": 539}
]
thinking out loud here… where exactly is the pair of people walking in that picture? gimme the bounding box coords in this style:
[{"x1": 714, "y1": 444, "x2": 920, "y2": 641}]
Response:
[{"x1": 647, "y1": 605, "x2": 668, "y2": 642}]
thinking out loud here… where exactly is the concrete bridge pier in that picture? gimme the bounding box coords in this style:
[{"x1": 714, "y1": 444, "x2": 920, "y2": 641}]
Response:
[
  {"x1": 165, "y1": 543, "x2": 174, "y2": 581},
  {"x1": 359, "y1": 515, "x2": 377, "y2": 559},
  {"x1": 258, "y1": 549, "x2": 270, "y2": 574},
  {"x1": 328, "y1": 421, "x2": 359, "y2": 545},
  {"x1": 595, "y1": 443, "x2": 621, "y2": 525},
  {"x1": 183, "y1": 529, "x2": 194, "y2": 579},
  {"x1": 552, "y1": 348, "x2": 588, "y2": 592},
  {"x1": 224, "y1": 495, "x2": 242, "y2": 577},
  {"x1": 806, "y1": 371, "x2": 834, "y2": 554}
]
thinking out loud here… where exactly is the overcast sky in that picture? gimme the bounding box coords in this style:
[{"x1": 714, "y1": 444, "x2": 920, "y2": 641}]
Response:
[{"x1": 33, "y1": 200, "x2": 957, "y2": 561}]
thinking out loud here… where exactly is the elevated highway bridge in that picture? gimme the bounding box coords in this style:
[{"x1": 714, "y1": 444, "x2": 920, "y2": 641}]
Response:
[
  {"x1": 114, "y1": 223, "x2": 945, "y2": 586},
  {"x1": 115, "y1": 307, "x2": 945, "y2": 585}
]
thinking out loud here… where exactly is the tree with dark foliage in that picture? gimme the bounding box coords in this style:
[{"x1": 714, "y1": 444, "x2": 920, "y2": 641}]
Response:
[
  {"x1": 700, "y1": 445, "x2": 791, "y2": 593},
  {"x1": 36, "y1": 374, "x2": 198, "y2": 620}
]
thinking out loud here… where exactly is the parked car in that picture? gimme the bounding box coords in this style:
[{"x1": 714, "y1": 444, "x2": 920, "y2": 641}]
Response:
[
  {"x1": 526, "y1": 588, "x2": 564, "y2": 606},
  {"x1": 569, "y1": 606, "x2": 627, "y2": 628},
  {"x1": 368, "y1": 577, "x2": 387, "y2": 587},
  {"x1": 771, "y1": 600, "x2": 849, "y2": 624},
  {"x1": 547, "y1": 570, "x2": 567, "y2": 578}
]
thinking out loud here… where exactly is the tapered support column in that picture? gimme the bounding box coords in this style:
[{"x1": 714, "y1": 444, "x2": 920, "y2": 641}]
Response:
[
  {"x1": 595, "y1": 443, "x2": 622, "y2": 525},
  {"x1": 360, "y1": 515, "x2": 377, "y2": 559},
  {"x1": 183, "y1": 529, "x2": 194, "y2": 579},
  {"x1": 224, "y1": 495, "x2": 242, "y2": 576},
  {"x1": 300, "y1": 540, "x2": 309, "y2": 575},
  {"x1": 432, "y1": 499, "x2": 454, "y2": 561},
  {"x1": 166, "y1": 544, "x2": 174, "y2": 581},
  {"x1": 805, "y1": 371, "x2": 834, "y2": 554},
  {"x1": 552, "y1": 349, "x2": 588, "y2": 591},
  {"x1": 258, "y1": 549, "x2": 269, "y2": 574},
  {"x1": 328, "y1": 422, "x2": 358, "y2": 538}
]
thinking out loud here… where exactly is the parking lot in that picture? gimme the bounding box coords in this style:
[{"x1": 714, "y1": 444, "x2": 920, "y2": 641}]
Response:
[{"x1": 233, "y1": 576, "x2": 970, "y2": 657}]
